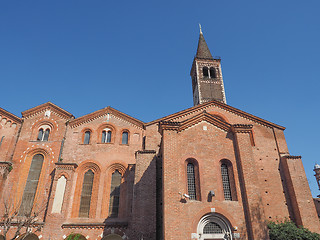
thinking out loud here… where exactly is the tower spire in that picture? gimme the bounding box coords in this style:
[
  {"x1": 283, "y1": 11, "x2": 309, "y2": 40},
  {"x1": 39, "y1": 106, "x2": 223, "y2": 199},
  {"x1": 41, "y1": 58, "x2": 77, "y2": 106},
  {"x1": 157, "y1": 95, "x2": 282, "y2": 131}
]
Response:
[
  {"x1": 195, "y1": 26, "x2": 213, "y2": 60},
  {"x1": 190, "y1": 27, "x2": 227, "y2": 105}
]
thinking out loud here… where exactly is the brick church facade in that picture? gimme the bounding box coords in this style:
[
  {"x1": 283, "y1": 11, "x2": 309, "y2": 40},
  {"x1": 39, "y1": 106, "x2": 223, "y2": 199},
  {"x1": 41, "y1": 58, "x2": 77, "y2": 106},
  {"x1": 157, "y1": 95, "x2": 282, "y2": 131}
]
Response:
[{"x1": 1, "y1": 31, "x2": 319, "y2": 240}]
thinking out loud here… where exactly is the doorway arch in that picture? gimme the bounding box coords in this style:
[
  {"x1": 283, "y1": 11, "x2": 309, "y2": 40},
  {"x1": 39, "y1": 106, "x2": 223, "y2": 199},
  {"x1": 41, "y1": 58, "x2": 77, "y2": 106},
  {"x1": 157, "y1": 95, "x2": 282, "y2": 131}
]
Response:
[
  {"x1": 197, "y1": 213, "x2": 233, "y2": 240},
  {"x1": 16, "y1": 233, "x2": 39, "y2": 240}
]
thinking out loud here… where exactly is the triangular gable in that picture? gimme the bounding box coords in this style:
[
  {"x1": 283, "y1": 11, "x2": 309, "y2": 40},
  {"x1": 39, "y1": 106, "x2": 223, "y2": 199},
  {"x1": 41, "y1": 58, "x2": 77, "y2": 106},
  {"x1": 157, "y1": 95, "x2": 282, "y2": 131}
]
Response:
[
  {"x1": 147, "y1": 100, "x2": 285, "y2": 130},
  {"x1": 159, "y1": 111, "x2": 231, "y2": 133},
  {"x1": 69, "y1": 106, "x2": 144, "y2": 129},
  {"x1": 22, "y1": 102, "x2": 74, "y2": 120},
  {"x1": 0, "y1": 107, "x2": 22, "y2": 123}
]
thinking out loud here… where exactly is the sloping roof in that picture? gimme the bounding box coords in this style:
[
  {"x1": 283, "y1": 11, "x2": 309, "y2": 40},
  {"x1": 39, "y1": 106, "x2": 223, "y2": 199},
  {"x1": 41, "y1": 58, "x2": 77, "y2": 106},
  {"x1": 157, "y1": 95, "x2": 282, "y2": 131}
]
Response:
[
  {"x1": 0, "y1": 107, "x2": 21, "y2": 123},
  {"x1": 159, "y1": 111, "x2": 232, "y2": 132},
  {"x1": 22, "y1": 102, "x2": 74, "y2": 119},
  {"x1": 195, "y1": 32, "x2": 213, "y2": 60},
  {"x1": 146, "y1": 100, "x2": 285, "y2": 130},
  {"x1": 69, "y1": 106, "x2": 144, "y2": 129}
]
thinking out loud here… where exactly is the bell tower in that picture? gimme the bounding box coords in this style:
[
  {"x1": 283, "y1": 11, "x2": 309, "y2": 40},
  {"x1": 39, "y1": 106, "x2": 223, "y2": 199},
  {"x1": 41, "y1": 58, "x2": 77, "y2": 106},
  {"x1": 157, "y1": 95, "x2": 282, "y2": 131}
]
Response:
[
  {"x1": 314, "y1": 164, "x2": 320, "y2": 197},
  {"x1": 190, "y1": 26, "x2": 227, "y2": 106}
]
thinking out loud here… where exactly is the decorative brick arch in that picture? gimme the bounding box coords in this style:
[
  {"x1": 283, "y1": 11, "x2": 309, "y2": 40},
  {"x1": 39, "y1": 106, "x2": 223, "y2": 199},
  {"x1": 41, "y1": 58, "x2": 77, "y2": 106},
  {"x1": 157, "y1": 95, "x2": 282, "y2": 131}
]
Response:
[
  {"x1": 107, "y1": 163, "x2": 127, "y2": 175},
  {"x1": 192, "y1": 207, "x2": 237, "y2": 233},
  {"x1": 80, "y1": 127, "x2": 93, "y2": 144},
  {"x1": 30, "y1": 119, "x2": 57, "y2": 141},
  {"x1": 55, "y1": 171, "x2": 71, "y2": 181},
  {"x1": 207, "y1": 111, "x2": 229, "y2": 123},
  {"x1": 196, "y1": 213, "x2": 233, "y2": 240},
  {"x1": 97, "y1": 123, "x2": 116, "y2": 143}
]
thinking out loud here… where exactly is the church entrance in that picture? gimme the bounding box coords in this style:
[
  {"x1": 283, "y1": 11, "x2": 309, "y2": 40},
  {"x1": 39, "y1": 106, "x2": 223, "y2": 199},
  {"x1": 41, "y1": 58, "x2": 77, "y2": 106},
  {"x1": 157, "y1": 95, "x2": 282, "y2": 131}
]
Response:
[{"x1": 197, "y1": 213, "x2": 233, "y2": 240}]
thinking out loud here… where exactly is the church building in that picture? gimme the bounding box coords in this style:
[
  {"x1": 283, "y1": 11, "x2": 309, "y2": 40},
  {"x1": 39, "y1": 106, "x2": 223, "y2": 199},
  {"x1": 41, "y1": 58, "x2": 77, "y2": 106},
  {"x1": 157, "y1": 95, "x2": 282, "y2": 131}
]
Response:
[{"x1": 0, "y1": 30, "x2": 319, "y2": 240}]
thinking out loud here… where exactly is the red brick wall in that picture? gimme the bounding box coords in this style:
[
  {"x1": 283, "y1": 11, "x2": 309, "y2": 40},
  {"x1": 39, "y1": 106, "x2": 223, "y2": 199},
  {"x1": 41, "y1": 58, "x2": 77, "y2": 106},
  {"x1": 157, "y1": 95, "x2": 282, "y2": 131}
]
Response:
[
  {"x1": 1, "y1": 102, "x2": 320, "y2": 240},
  {"x1": 281, "y1": 156, "x2": 320, "y2": 233}
]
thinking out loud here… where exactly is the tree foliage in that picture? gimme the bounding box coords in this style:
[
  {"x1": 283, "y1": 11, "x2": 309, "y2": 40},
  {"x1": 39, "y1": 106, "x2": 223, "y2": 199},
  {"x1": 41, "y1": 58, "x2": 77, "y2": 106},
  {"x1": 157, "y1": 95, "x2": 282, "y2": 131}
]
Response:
[
  {"x1": 65, "y1": 234, "x2": 86, "y2": 240},
  {"x1": 268, "y1": 220, "x2": 320, "y2": 240}
]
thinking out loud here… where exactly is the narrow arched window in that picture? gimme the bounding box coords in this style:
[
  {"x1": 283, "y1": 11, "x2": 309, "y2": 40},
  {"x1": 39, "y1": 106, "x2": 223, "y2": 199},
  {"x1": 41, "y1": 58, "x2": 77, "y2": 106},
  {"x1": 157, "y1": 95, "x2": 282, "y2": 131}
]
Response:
[
  {"x1": 210, "y1": 67, "x2": 216, "y2": 79},
  {"x1": 101, "y1": 130, "x2": 106, "y2": 143},
  {"x1": 52, "y1": 176, "x2": 67, "y2": 213},
  {"x1": 107, "y1": 131, "x2": 112, "y2": 143},
  {"x1": 203, "y1": 67, "x2": 209, "y2": 78},
  {"x1": 102, "y1": 129, "x2": 112, "y2": 143},
  {"x1": 221, "y1": 163, "x2": 232, "y2": 200},
  {"x1": 79, "y1": 170, "x2": 94, "y2": 217},
  {"x1": 187, "y1": 163, "x2": 197, "y2": 200},
  {"x1": 109, "y1": 170, "x2": 121, "y2": 217},
  {"x1": 37, "y1": 129, "x2": 44, "y2": 141},
  {"x1": 122, "y1": 131, "x2": 128, "y2": 144},
  {"x1": 43, "y1": 129, "x2": 50, "y2": 141},
  {"x1": 19, "y1": 154, "x2": 44, "y2": 215},
  {"x1": 83, "y1": 131, "x2": 91, "y2": 144}
]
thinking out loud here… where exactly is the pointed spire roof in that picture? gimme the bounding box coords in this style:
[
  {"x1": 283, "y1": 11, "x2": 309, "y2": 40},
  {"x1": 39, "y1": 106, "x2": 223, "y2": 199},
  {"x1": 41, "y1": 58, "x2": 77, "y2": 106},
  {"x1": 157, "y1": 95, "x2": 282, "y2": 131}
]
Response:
[{"x1": 195, "y1": 26, "x2": 213, "y2": 60}]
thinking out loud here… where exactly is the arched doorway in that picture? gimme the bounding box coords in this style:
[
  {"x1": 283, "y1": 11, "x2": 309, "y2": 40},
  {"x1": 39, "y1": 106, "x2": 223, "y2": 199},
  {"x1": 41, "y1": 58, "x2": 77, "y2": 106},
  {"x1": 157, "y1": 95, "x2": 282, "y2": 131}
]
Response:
[
  {"x1": 102, "y1": 234, "x2": 122, "y2": 240},
  {"x1": 197, "y1": 213, "x2": 233, "y2": 240},
  {"x1": 0, "y1": 235, "x2": 5, "y2": 240},
  {"x1": 16, "y1": 233, "x2": 39, "y2": 240}
]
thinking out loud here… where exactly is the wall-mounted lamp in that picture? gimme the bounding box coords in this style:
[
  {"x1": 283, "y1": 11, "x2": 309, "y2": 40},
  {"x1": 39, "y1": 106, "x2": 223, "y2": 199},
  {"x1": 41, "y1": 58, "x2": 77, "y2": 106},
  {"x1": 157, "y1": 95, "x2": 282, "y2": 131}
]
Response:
[
  {"x1": 209, "y1": 190, "x2": 215, "y2": 196},
  {"x1": 179, "y1": 192, "x2": 190, "y2": 201}
]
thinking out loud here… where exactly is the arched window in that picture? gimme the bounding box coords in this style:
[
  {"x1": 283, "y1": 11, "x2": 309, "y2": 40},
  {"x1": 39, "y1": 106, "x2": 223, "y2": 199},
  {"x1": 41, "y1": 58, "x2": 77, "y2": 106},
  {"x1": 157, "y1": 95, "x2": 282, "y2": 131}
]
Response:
[
  {"x1": 221, "y1": 164, "x2": 232, "y2": 200},
  {"x1": 109, "y1": 170, "x2": 122, "y2": 217},
  {"x1": 102, "y1": 130, "x2": 112, "y2": 143},
  {"x1": 37, "y1": 128, "x2": 50, "y2": 141},
  {"x1": 220, "y1": 160, "x2": 237, "y2": 201},
  {"x1": 186, "y1": 159, "x2": 201, "y2": 201},
  {"x1": 43, "y1": 129, "x2": 50, "y2": 141},
  {"x1": 37, "y1": 129, "x2": 43, "y2": 141},
  {"x1": 203, "y1": 67, "x2": 209, "y2": 78},
  {"x1": 209, "y1": 67, "x2": 216, "y2": 78},
  {"x1": 19, "y1": 154, "x2": 44, "y2": 215},
  {"x1": 79, "y1": 170, "x2": 94, "y2": 217},
  {"x1": 83, "y1": 131, "x2": 91, "y2": 144},
  {"x1": 52, "y1": 176, "x2": 67, "y2": 213},
  {"x1": 187, "y1": 163, "x2": 197, "y2": 200},
  {"x1": 121, "y1": 131, "x2": 129, "y2": 144}
]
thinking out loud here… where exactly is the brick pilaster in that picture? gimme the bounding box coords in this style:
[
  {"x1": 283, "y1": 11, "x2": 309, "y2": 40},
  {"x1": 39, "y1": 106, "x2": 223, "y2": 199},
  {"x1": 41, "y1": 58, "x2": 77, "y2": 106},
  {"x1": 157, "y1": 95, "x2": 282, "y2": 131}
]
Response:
[
  {"x1": 232, "y1": 124, "x2": 268, "y2": 240},
  {"x1": 131, "y1": 150, "x2": 157, "y2": 239}
]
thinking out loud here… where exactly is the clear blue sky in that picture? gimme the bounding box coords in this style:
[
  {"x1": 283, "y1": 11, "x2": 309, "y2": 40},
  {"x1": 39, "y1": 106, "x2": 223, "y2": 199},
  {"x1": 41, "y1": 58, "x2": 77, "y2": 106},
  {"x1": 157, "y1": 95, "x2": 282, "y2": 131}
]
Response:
[{"x1": 1, "y1": 1, "x2": 320, "y2": 196}]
